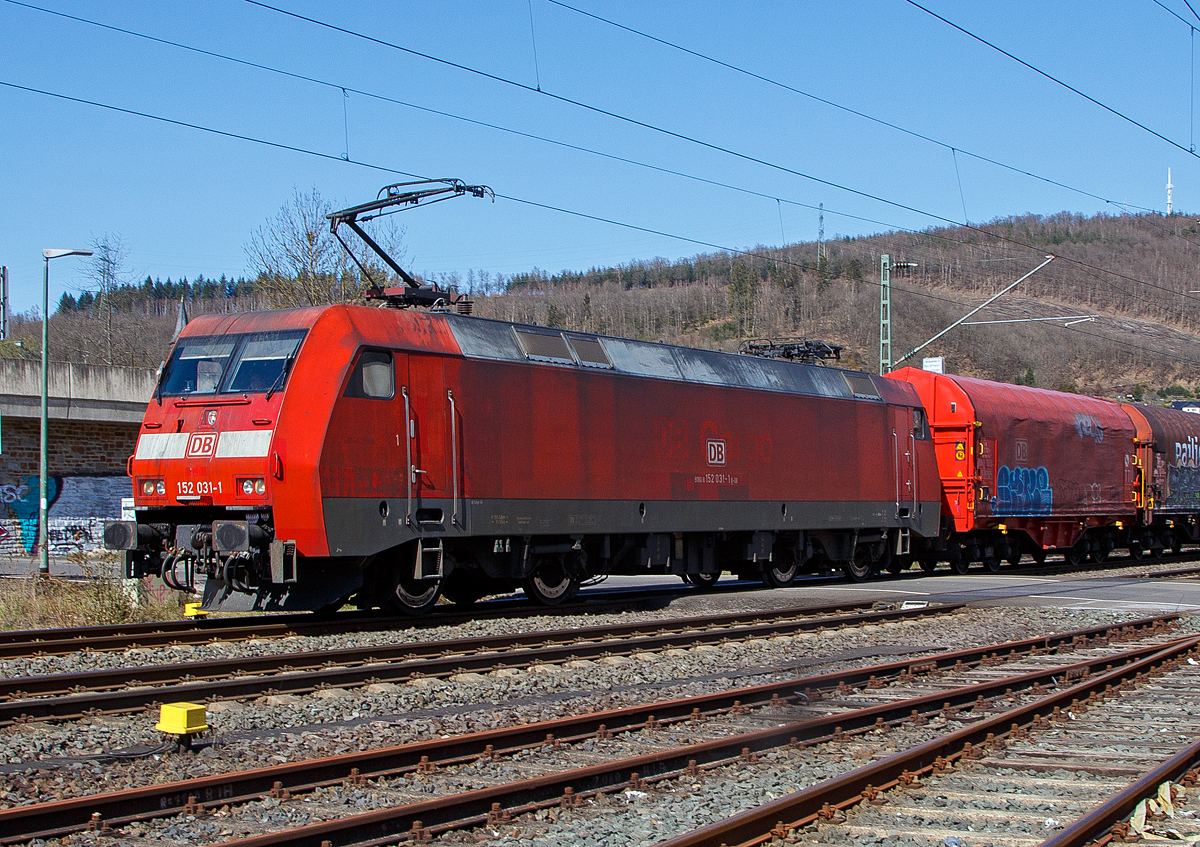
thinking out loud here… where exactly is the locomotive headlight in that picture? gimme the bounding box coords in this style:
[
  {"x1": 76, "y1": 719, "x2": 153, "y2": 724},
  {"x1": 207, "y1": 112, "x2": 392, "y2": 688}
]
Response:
[
  {"x1": 155, "y1": 480, "x2": 166, "y2": 496},
  {"x1": 140, "y1": 478, "x2": 165, "y2": 497},
  {"x1": 238, "y1": 478, "x2": 266, "y2": 496}
]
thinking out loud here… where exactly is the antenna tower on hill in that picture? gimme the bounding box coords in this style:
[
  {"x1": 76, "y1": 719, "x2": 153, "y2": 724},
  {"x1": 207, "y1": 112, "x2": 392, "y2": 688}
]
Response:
[{"x1": 1167, "y1": 168, "x2": 1174, "y2": 216}]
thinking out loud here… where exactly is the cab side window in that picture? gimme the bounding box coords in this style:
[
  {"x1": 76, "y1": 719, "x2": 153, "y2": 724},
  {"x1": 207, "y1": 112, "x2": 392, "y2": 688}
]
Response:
[
  {"x1": 912, "y1": 408, "x2": 929, "y2": 440},
  {"x1": 345, "y1": 350, "x2": 394, "y2": 399}
]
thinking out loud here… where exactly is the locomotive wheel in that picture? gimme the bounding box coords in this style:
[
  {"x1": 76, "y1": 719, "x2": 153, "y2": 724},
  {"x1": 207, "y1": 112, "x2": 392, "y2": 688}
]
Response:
[
  {"x1": 917, "y1": 557, "x2": 938, "y2": 574},
  {"x1": 983, "y1": 557, "x2": 1002, "y2": 574},
  {"x1": 763, "y1": 561, "x2": 798, "y2": 588},
  {"x1": 952, "y1": 558, "x2": 970, "y2": 575},
  {"x1": 523, "y1": 559, "x2": 579, "y2": 606},
  {"x1": 687, "y1": 572, "x2": 721, "y2": 590},
  {"x1": 390, "y1": 574, "x2": 442, "y2": 615},
  {"x1": 841, "y1": 555, "x2": 873, "y2": 583}
]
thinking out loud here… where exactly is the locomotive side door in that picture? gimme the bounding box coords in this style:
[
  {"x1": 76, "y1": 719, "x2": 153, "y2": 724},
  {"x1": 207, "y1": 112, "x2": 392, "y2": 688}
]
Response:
[
  {"x1": 402, "y1": 354, "x2": 451, "y2": 525},
  {"x1": 889, "y1": 406, "x2": 916, "y2": 519}
]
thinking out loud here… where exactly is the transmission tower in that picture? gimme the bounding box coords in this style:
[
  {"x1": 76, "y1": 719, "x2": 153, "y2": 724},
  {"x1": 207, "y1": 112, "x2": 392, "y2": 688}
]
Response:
[
  {"x1": 879, "y1": 255, "x2": 891, "y2": 374},
  {"x1": 817, "y1": 203, "x2": 826, "y2": 267}
]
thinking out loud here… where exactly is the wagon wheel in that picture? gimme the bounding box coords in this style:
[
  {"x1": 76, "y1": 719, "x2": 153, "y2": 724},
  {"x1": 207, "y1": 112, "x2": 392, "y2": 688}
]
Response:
[
  {"x1": 841, "y1": 553, "x2": 873, "y2": 583},
  {"x1": 1064, "y1": 544, "x2": 1087, "y2": 567},
  {"x1": 1128, "y1": 543, "x2": 1144, "y2": 561},
  {"x1": 1089, "y1": 546, "x2": 1108, "y2": 564},
  {"x1": 687, "y1": 572, "x2": 721, "y2": 590},
  {"x1": 1005, "y1": 545, "x2": 1022, "y2": 566},
  {"x1": 390, "y1": 572, "x2": 442, "y2": 615},
  {"x1": 522, "y1": 557, "x2": 579, "y2": 606},
  {"x1": 1030, "y1": 548, "x2": 1047, "y2": 565},
  {"x1": 1172, "y1": 534, "x2": 1184, "y2": 554},
  {"x1": 1151, "y1": 543, "x2": 1165, "y2": 560},
  {"x1": 983, "y1": 557, "x2": 1002, "y2": 574},
  {"x1": 762, "y1": 560, "x2": 799, "y2": 588}
]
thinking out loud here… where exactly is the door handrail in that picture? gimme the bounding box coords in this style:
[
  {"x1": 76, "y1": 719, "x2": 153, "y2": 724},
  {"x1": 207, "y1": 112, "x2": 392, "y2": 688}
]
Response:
[
  {"x1": 448, "y1": 388, "x2": 460, "y2": 528},
  {"x1": 402, "y1": 386, "x2": 413, "y2": 526}
]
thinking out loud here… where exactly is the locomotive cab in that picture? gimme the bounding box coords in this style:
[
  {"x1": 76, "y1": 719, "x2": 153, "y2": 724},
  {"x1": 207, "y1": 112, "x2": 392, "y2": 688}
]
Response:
[{"x1": 105, "y1": 322, "x2": 314, "y2": 610}]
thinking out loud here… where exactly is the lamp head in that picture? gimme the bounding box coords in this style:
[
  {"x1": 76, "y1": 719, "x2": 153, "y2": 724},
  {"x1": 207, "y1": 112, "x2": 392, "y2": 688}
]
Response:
[{"x1": 42, "y1": 248, "x2": 93, "y2": 260}]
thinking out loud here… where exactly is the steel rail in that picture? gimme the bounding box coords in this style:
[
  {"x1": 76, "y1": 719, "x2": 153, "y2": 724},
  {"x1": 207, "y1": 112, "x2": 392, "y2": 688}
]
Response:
[
  {"x1": 148, "y1": 631, "x2": 1200, "y2": 847},
  {"x1": 0, "y1": 600, "x2": 884, "y2": 698},
  {"x1": 655, "y1": 636, "x2": 1200, "y2": 847},
  {"x1": 0, "y1": 615, "x2": 1175, "y2": 844},
  {"x1": 0, "y1": 603, "x2": 963, "y2": 725},
  {"x1": 1038, "y1": 737, "x2": 1200, "y2": 847},
  {"x1": 0, "y1": 580, "x2": 773, "y2": 659}
]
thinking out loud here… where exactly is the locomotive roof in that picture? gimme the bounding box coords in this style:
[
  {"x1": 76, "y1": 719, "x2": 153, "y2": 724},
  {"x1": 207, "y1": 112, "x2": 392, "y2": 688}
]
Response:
[
  {"x1": 179, "y1": 305, "x2": 916, "y2": 406},
  {"x1": 443, "y1": 313, "x2": 913, "y2": 405}
]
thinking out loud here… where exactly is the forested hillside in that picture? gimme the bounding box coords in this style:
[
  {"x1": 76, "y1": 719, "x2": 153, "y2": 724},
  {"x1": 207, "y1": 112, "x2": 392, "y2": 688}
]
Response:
[
  {"x1": 5, "y1": 210, "x2": 1200, "y2": 400},
  {"x1": 477, "y1": 211, "x2": 1200, "y2": 399}
]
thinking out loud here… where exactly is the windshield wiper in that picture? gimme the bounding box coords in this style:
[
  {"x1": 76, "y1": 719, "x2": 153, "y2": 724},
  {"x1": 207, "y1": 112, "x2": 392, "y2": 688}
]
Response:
[
  {"x1": 152, "y1": 364, "x2": 165, "y2": 406},
  {"x1": 265, "y1": 352, "x2": 297, "y2": 401}
]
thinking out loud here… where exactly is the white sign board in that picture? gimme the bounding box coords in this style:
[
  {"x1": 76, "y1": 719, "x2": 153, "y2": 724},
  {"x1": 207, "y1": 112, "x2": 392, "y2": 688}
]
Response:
[{"x1": 922, "y1": 357, "x2": 945, "y2": 374}]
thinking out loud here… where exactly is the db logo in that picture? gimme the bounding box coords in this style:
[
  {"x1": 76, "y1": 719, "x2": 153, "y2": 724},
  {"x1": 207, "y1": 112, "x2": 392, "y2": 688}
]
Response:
[
  {"x1": 185, "y1": 432, "x2": 217, "y2": 458},
  {"x1": 706, "y1": 439, "x2": 726, "y2": 466}
]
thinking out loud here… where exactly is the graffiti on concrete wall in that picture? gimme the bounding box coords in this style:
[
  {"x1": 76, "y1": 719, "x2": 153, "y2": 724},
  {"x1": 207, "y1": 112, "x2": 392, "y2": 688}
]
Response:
[{"x1": 0, "y1": 475, "x2": 127, "y2": 557}]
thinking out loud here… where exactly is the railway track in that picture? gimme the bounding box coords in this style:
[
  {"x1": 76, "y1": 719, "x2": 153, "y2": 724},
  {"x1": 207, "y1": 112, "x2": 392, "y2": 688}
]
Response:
[
  {"x1": 659, "y1": 628, "x2": 1200, "y2": 847},
  {"x1": 5, "y1": 548, "x2": 1195, "y2": 662},
  {"x1": 0, "y1": 614, "x2": 1177, "y2": 845},
  {"x1": 0, "y1": 600, "x2": 953, "y2": 725},
  {"x1": 0, "y1": 580, "x2": 757, "y2": 660}
]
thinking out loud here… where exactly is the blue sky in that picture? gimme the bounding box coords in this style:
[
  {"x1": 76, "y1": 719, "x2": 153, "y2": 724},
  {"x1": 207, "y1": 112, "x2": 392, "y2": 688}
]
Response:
[{"x1": 0, "y1": 1, "x2": 1193, "y2": 314}]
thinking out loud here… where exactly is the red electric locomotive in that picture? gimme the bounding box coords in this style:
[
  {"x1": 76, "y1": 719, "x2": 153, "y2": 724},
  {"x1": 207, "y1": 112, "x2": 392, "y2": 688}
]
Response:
[{"x1": 104, "y1": 301, "x2": 942, "y2": 613}]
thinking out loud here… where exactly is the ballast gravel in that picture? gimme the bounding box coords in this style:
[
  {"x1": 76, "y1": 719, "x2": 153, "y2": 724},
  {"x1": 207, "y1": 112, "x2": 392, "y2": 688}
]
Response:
[{"x1": 0, "y1": 605, "x2": 1177, "y2": 793}]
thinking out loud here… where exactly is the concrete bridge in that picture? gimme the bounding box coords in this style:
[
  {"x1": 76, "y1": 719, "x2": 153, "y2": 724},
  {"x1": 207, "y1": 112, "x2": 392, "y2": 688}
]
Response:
[{"x1": 0, "y1": 360, "x2": 155, "y2": 563}]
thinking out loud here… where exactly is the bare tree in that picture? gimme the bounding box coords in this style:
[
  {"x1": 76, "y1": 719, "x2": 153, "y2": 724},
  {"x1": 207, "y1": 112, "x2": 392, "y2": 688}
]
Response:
[
  {"x1": 85, "y1": 233, "x2": 130, "y2": 365},
  {"x1": 245, "y1": 187, "x2": 407, "y2": 308}
]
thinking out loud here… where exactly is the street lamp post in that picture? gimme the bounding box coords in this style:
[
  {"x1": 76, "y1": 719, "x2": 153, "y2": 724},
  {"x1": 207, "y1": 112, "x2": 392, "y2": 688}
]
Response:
[{"x1": 39, "y1": 248, "x2": 92, "y2": 577}]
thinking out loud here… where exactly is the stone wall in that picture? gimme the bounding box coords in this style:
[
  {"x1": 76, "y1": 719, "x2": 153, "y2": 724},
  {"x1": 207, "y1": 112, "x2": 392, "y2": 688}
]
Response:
[
  {"x1": 1, "y1": 417, "x2": 138, "y2": 478},
  {"x1": 1, "y1": 417, "x2": 137, "y2": 557}
]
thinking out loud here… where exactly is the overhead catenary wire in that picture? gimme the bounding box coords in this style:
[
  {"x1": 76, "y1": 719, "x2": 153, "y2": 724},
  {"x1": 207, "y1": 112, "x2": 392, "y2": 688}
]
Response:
[
  {"x1": 9, "y1": 0, "x2": 1191, "y2": 268},
  {"x1": 0, "y1": 0, "x2": 1100, "y2": 275},
  {"x1": 3, "y1": 77, "x2": 1198, "y2": 369},
  {"x1": 236, "y1": 1, "x2": 1200, "y2": 308},
  {"x1": 4, "y1": 7, "x2": 1199, "y2": 352},
  {"x1": 0, "y1": 68, "x2": 1193, "y2": 319},
  {"x1": 543, "y1": 0, "x2": 1154, "y2": 213},
  {"x1": 0, "y1": 0, "x2": 926, "y2": 237},
  {"x1": 906, "y1": 0, "x2": 1200, "y2": 160}
]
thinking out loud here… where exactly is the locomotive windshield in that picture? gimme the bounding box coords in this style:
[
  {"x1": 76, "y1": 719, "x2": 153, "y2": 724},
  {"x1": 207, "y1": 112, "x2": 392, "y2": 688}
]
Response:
[{"x1": 159, "y1": 330, "x2": 307, "y2": 396}]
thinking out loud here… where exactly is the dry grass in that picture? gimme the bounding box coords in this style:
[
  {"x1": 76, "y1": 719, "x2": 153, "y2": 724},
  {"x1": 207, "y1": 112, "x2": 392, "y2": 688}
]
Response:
[{"x1": 0, "y1": 555, "x2": 185, "y2": 631}]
